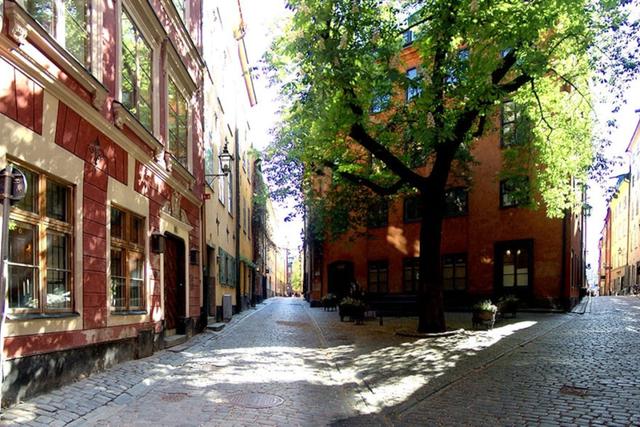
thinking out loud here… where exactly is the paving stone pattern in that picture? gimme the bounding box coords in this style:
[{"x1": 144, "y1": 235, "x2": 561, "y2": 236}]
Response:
[{"x1": 1, "y1": 296, "x2": 639, "y2": 426}]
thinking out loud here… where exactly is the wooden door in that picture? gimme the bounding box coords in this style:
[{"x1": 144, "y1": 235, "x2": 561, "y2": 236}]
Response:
[{"x1": 164, "y1": 235, "x2": 186, "y2": 331}]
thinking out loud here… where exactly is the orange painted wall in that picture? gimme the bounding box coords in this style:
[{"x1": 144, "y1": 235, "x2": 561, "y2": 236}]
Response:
[{"x1": 315, "y1": 45, "x2": 582, "y2": 307}]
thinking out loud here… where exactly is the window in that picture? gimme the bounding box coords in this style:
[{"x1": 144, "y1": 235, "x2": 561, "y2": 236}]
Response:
[
  {"x1": 446, "y1": 48, "x2": 469, "y2": 86},
  {"x1": 110, "y1": 207, "x2": 145, "y2": 311},
  {"x1": 497, "y1": 242, "x2": 531, "y2": 289},
  {"x1": 172, "y1": 0, "x2": 185, "y2": 19},
  {"x1": 403, "y1": 258, "x2": 419, "y2": 292},
  {"x1": 402, "y1": 29, "x2": 414, "y2": 46},
  {"x1": 500, "y1": 177, "x2": 529, "y2": 208},
  {"x1": 403, "y1": 196, "x2": 421, "y2": 223},
  {"x1": 501, "y1": 100, "x2": 532, "y2": 147},
  {"x1": 227, "y1": 171, "x2": 233, "y2": 215},
  {"x1": 367, "y1": 198, "x2": 388, "y2": 228},
  {"x1": 24, "y1": 0, "x2": 91, "y2": 68},
  {"x1": 371, "y1": 93, "x2": 391, "y2": 113},
  {"x1": 8, "y1": 165, "x2": 73, "y2": 312},
  {"x1": 444, "y1": 188, "x2": 468, "y2": 217},
  {"x1": 406, "y1": 68, "x2": 422, "y2": 101},
  {"x1": 121, "y1": 10, "x2": 152, "y2": 130},
  {"x1": 442, "y1": 254, "x2": 466, "y2": 291},
  {"x1": 368, "y1": 261, "x2": 388, "y2": 293},
  {"x1": 168, "y1": 78, "x2": 188, "y2": 169}
]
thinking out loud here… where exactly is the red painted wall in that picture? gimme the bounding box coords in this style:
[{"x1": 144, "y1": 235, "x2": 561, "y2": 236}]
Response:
[{"x1": 1, "y1": 0, "x2": 205, "y2": 359}]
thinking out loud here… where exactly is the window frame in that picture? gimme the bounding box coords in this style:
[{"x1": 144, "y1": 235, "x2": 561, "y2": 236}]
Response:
[
  {"x1": 406, "y1": 67, "x2": 422, "y2": 101},
  {"x1": 403, "y1": 196, "x2": 422, "y2": 223},
  {"x1": 500, "y1": 177, "x2": 530, "y2": 208},
  {"x1": 368, "y1": 260, "x2": 389, "y2": 294},
  {"x1": 367, "y1": 198, "x2": 389, "y2": 228},
  {"x1": 118, "y1": 3, "x2": 156, "y2": 132},
  {"x1": 21, "y1": 0, "x2": 93, "y2": 70},
  {"x1": 167, "y1": 76, "x2": 190, "y2": 170},
  {"x1": 109, "y1": 205, "x2": 146, "y2": 312},
  {"x1": 7, "y1": 164, "x2": 74, "y2": 314},
  {"x1": 444, "y1": 187, "x2": 468, "y2": 217},
  {"x1": 403, "y1": 257, "x2": 419, "y2": 293},
  {"x1": 442, "y1": 253, "x2": 467, "y2": 292},
  {"x1": 495, "y1": 240, "x2": 533, "y2": 292}
]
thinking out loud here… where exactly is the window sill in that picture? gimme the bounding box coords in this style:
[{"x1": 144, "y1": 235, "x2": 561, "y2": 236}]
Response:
[
  {"x1": 8, "y1": 312, "x2": 80, "y2": 321},
  {"x1": 170, "y1": 155, "x2": 196, "y2": 188},
  {"x1": 111, "y1": 310, "x2": 148, "y2": 316},
  {"x1": 112, "y1": 101, "x2": 163, "y2": 156}
]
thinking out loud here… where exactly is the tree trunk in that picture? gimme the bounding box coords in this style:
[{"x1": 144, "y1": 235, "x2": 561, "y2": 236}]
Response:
[{"x1": 416, "y1": 186, "x2": 446, "y2": 333}]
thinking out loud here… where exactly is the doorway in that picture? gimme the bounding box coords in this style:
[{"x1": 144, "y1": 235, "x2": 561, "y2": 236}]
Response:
[
  {"x1": 164, "y1": 234, "x2": 186, "y2": 333},
  {"x1": 328, "y1": 261, "x2": 354, "y2": 299}
]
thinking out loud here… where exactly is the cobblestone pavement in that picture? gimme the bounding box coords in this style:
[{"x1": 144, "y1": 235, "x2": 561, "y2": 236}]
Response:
[{"x1": 2, "y1": 296, "x2": 639, "y2": 426}]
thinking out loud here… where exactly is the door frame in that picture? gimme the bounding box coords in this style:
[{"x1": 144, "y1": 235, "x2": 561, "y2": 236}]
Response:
[
  {"x1": 163, "y1": 232, "x2": 186, "y2": 331},
  {"x1": 327, "y1": 260, "x2": 354, "y2": 299},
  {"x1": 494, "y1": 239, "x2": 534, "y2": 298}
]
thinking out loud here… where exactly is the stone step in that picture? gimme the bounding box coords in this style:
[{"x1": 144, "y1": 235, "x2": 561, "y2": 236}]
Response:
[
  {"x1": 206, "y1": 322, "x2": 226, "y2": 332},
  {"x1": 163, "y1": 334, "x2": 187, "y2": 349}
]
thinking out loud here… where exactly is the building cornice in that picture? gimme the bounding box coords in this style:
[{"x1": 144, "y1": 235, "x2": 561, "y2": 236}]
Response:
[
  {"x1": 159, "y1": 0, "x2": 206, "y2": 70},
  {"x1": 112, "y1": 101, "x2": 164, "y2": 156},
  {"x1": 5, "y1": 1, "x2": 108, "y2": 110}
]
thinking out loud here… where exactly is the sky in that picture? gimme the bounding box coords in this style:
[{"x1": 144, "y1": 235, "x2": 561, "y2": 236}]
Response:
[
  {"x1": 242, "y1": 1, "x2": 301, "y2": 251},
  {"x1": 241, "y1": 1, "x2": 640, "y2": 270}
]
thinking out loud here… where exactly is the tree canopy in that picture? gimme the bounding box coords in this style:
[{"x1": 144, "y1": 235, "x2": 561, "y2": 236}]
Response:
[{"x1": 265, "y1": 0, "x2": 639, "y2": 231}]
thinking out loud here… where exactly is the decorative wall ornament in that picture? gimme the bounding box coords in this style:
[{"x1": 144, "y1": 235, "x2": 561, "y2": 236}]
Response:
[
  {"x1": 88, "y1": 138, "x2": 105, "y2": 166},
  {"x1": 113, "y1": 103, "x2": 125, "y2": 129},
  {"x1": 92, "y1": 90, "x2": 106, "y2": 110},
  {"x1": 6, "y1": 3, "x2": 28, "y2": 45}
]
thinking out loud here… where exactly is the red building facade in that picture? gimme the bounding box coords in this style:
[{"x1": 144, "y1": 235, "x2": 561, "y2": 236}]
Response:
[
  {"x1": 306, "y1": 45, "x2": 585, "y2": 311},
  {"x1": 0, "y1": 0, "x2": 204, "y2": 403}
]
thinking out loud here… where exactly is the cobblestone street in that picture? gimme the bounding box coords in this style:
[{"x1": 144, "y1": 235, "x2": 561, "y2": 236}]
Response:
[{"x1": 2, "y1": 296, "x2": 640, "y2": 426}]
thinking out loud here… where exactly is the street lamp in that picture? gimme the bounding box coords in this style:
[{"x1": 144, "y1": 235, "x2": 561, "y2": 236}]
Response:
[{"x1": 205, "y1": 143, "x2": 234, "y2": 179}]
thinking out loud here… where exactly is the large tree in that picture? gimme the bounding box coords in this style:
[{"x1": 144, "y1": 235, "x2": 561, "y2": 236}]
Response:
[{"x1": 265, "y1": 0, "x2": 638, "y2": 332}]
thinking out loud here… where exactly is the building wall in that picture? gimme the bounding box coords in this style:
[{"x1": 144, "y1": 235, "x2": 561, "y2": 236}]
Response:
[
  {"x1": 201, "y1": 0, "x2": 257, "y2": 317},
  {"x1": 311, "y1": 44, "x2": 582, "y2": 309},
  {"x1": 610, "y1": 177, "x2": 630, "y2": 293},
  {"x1": 627, "y1": 120, "x2": 640, "y2": 289},
  {"x1": 0, "y1": 0, "x2": 204, "y2": 403}
]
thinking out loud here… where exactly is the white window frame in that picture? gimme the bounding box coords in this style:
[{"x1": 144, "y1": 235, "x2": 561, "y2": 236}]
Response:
[
  {"x1": 166, "y1": 75, "x2": 191, "y2": 171},
  {"x1": 116, "y1": 0, "x2": 163, "y2": 137}
]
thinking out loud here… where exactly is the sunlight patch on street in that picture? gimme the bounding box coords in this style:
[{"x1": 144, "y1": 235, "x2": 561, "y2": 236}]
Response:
[{"x1": 339, "y1": 320, "x2": 538, "y2": 414}]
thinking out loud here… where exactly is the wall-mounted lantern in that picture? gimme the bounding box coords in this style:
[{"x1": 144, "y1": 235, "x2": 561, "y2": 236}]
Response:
[
  {"x1": 204, "y1": 143, "x2": 234, "y2": 180},
  {"x1": 151, "y1": 232, "x2": 166, "y2": 254}
]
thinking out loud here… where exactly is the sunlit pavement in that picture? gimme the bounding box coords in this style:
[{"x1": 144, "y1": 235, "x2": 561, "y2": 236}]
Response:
[{"x1": 1, "y1": 296, "x2": 639, "y2": 426}]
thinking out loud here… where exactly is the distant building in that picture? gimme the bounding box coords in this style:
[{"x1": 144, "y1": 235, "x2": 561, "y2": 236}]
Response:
[{"x1": 599, "y1": 115, "x2": 640, "y2": 295}]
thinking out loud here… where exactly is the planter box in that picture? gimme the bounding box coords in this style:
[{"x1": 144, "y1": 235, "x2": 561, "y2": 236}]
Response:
[{"x1": 472, "y1": 309, "x2": 496, "y2": 329}]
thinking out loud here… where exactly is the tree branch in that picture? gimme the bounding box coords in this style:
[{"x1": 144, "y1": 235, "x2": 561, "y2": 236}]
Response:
[
  {"x1": 531, "y1": 80, "x2": 554, "y2": 141},
  {"x1": 348, "y1": 122, "x2": 427, "y2": 188},
  {"x1": 336, "y1": 170, "x2": 406, "y2": 196},
  {"x1": 471, "y1": 114, "x2": 487, "y2": 138},
  {"x1": 548, "y1": 68, "x2": 594, "y2": 111},
  {"x1": 498, "y1": 73, "x2": 533, "y2": 93}
]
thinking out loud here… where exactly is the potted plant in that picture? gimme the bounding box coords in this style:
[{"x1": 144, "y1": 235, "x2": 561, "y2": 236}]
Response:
[
  {"x1": 339, "y1": 297, "x2": 366, "y2": 323},
  {"x1": 497, "y1": 294, "x2": 519, "y2": 318},
  {"x1": 322, "y1": 293, "x2": 338, "y2": 311},
  {"x1": 472, "y1": 299, "x2": 498, "y2": 329}
]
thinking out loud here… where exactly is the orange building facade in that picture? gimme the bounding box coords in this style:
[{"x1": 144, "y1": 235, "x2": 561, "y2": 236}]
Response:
[{"x1": 305, "y1": 44, "x2": 586, "y2": 310}]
